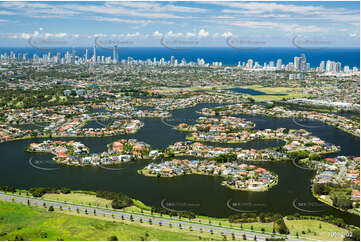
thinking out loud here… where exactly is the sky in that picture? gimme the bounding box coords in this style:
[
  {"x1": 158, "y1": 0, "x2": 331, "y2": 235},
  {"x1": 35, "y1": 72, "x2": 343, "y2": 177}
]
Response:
[{"x1": 0, "y1": 1, "x2": 359, "y2": 48}]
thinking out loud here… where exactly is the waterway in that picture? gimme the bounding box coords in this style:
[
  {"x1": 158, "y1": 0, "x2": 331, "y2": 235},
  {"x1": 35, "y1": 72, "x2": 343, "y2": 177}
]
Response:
[{"x1": 0, "y1": 103, "x2": 359, "y2": 225}]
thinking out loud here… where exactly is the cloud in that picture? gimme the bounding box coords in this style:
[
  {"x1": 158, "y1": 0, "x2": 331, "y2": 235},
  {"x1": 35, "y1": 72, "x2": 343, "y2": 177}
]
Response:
[
  {"x1": 186, "y1": 32, "x2": 196, "y2": 38},
  {"x1": 166, "y1": 31, "x2": 183, "y2": 37},
  {"x1": 198, "y1": 29, "x2": 209, "y2": 37},
  {"x1": 8, "y1": 31, "x2": 79, "y2": 40},
  {"x1": 215, "y1": 20, "x2": 329, "y2": 33},
  {"x1": 0, "y1": 10, "x2": 15, "y2": 15},
  {"x1": 349, "y1": 33, "x2": 359, "y2": 39},
  {"x1": 94, "y1": 17, "x2": 150, "y2": 25},
  {"x1": 153, "y1": 31, "x2": 163, "y2": 37},
  {"x1": 221, "y1": 32, "x2": 232, "y2": 38}
]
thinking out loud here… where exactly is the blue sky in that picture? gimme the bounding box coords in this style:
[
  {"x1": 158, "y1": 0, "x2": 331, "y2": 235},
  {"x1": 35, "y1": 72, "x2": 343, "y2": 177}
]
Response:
[{"x1": 0, "y1": 1, "x2": 359, "y2": 47}]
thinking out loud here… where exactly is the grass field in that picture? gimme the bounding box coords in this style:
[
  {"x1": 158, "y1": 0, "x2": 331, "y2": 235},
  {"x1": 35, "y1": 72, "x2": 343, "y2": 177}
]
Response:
[
  {"x1": 43, "y1": 192, "x2": 112, "y2": 208},
  {"x1": 160, "y1": 85, "x2": 309, "y2": 102},
  {"x1": 236, "y1": 85, "x2": 310, "y2": 102},
  {"x1": 5, "y1": 191, "x2": 350, "y2": 241},
  {"x1": 285, "y1": 219, "x2": 347, "y2": 241},
  {"x1": 0, "y1": 201, "x2": 222, "y2": 241},
  {"x1": 42, "y1": 191, "x2": 152, "y2": 214}
]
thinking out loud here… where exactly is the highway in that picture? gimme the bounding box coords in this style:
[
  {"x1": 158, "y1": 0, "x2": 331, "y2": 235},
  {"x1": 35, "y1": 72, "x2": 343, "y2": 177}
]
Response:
[{"x1": 0, "y1": 192, "x2": 302, "y2": 241}]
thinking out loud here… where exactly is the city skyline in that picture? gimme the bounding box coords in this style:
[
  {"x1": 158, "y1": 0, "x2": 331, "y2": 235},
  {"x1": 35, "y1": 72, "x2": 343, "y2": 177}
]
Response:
[
  {"x1": 0, "y1": 1, "x2": 359, "y2": 47},
  {"x1": 1, "y1": 47, "x2": 358, "y2": 74}
]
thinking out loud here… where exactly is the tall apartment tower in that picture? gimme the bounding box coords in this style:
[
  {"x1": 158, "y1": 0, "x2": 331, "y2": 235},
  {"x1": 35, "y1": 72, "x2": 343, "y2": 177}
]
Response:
[
  {"x1": 113, "y1": 45, "x2": 118, "y2": 64},
  {"x1": 93, "y1": 45, "x2": 97, "y2": 63}
]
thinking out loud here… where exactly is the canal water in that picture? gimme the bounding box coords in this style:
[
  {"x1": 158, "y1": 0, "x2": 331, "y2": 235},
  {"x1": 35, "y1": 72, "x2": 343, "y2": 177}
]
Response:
[{"x1": 0, "y1": 103, "x2": 359, "y2": 225}]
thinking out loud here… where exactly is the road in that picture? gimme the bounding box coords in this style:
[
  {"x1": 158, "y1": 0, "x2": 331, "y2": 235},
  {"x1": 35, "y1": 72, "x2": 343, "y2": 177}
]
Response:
[{"x1": 0, "y1": 192, "x2": 300, "y2": 241}]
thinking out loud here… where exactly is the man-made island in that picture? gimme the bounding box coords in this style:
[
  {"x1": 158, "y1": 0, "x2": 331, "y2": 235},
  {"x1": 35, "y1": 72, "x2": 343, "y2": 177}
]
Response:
[{"x1": 139, "y1": 159, "x2": 278, "y2": 192}]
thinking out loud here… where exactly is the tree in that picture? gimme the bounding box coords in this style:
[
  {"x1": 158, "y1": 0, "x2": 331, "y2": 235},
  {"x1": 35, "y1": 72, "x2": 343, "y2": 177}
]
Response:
[
  {"x1": 243, "y1": 234, "x2": 247, "y2": 240},
  {"x1": 273, "y1": 218, "x2": 289, "y2": 234},
  {"x1": 48, "y1": 206, "x2": 54, "y2": 212},
  {"x1": 108, "y1": 235, "x2": 118, "y2": 241},
  {"x1": 60, "y1": 187, "x2": 71, "y2": 194}
]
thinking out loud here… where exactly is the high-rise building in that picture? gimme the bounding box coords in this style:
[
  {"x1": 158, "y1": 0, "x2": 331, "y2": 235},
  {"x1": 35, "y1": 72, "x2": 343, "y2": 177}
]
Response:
[
  {"x1": 71, "y1": 48, "x2": 76, "y2": 64},
  {"x1": 93, "y1": 45, "x2": 97, "y2": 63},
  {"x1": 85, "y1": 48, "x2": 88, "y2": 62},
  {"x1": 335, "y1": 62, "x2": 342, "y2": 72},
  {"x1": 113, "y1": 46, "x2": 118, "y2": 64},
  {"x1": 300, "y1": 53, "x2": 306, "y2": 70},
  {"x1": 294, "y1": 57, "x2": 301, "y2": 70},
  {"x1": 320, "y1": 61, "x2": 325, "y2": 72},
  {"x1": 276, "y1": 59, "x2": 282, "y2": 70},
  {"x1": 247, "y1": 59, "x2": 253, "y2": 69},
  {"x1": 326, "y1": 60, "x2": 333, "y2": 72},
  {"x1": 170, "y1": 56, "x2": 175, "y2": 65}
]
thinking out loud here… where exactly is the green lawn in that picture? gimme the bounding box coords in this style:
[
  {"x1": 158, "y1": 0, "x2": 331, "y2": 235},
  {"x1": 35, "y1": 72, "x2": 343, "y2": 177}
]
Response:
[
  {"x1": 0, "y1": 201, "x2": 218, "y2": 241},
  {"x1": 285, "y1": 219, "x2": 347, "y2": 241},
  {"x1": 43, "y1": 192, "x2": 112, "y2": 208}
]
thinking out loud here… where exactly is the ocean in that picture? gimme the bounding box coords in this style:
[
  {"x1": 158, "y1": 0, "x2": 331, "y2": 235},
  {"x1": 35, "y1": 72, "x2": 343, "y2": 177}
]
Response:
[{"x1": 0, "y1": 47, "x2": 359, "y2": 68}]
